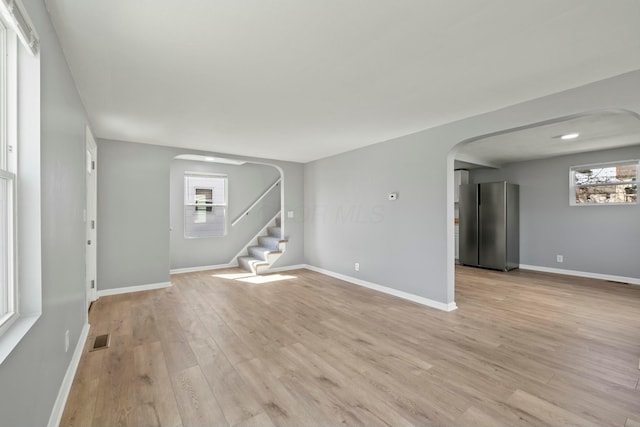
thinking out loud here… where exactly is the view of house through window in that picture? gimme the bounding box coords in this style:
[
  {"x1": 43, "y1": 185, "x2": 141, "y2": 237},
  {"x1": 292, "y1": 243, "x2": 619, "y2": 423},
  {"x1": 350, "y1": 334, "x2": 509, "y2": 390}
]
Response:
[
  {"x1": 570, "y1": 160, "x2": 638, "y2": 205},
  {"x1": 184, "y1": 173, "x2": 227, "y2": 237}
]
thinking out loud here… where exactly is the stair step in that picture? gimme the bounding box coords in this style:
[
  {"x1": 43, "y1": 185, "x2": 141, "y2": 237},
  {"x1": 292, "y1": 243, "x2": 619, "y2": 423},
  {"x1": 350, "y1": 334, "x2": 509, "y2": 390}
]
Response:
[
  {"x1": 248, "y1": 246, "x2": 281, "y2": 261},
  {"x1": 258, "y1": 235, "x2": 284, "y2": 251},
  {"x1": 238, "y1": 256, "x2": 269, "y2": 274},
  {"x1": 237, "y1": 214, "x2": 287, "y2": 275},
  {"x1": 268, "y1": 226, "x2": 282, "y2": 238}
]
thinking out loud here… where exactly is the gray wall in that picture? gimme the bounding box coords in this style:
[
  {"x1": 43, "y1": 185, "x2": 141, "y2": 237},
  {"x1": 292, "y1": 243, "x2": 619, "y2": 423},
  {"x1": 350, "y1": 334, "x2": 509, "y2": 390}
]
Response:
[
  {"x1": 0, "y1": 0, "x2": 90, "y2": 426},
  {"x1": 470, "y1": 146, "x2": 640, "y2": 279},
  {"x1": 305, "y1": 132, "x2": 451, "y2": 300},
  {"x1": 170, "y1": 160, "x2": 280, "y2": 269},
  {"x1": 97, "y1": 140, "x2": 174, "y2": 288},
  {"x1": 98, "y1": 139, "x2": 304, "y2": 291},
  {"x1": 305, "y1": 70, "x2": 640, "y2": 305}
]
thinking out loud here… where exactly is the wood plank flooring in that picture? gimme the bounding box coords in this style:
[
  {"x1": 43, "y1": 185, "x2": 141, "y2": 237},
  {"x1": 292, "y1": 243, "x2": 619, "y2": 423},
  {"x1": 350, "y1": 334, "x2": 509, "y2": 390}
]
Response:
[{"x1": 61, "y1": 266, "x2": 640, "y2": 426}]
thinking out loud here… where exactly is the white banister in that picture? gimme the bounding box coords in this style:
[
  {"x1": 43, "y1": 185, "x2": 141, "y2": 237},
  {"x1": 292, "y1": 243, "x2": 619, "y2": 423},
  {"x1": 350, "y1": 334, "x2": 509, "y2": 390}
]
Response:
[{"x1": 232, "y1": 178, "x2": 281, "y2": 227}]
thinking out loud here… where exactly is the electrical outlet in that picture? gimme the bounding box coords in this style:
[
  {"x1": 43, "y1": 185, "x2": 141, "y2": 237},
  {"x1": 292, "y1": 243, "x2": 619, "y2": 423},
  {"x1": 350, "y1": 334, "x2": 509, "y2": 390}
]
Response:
[
  {"x1": 354, "y1": 263, "x2": 360, "y2": 271},
  {"x1": 65, "y1": 330, "x2": 70, "y2": 353},
  {"x1": 556, "y1": 255, "x2": 563, "y2": 263}
]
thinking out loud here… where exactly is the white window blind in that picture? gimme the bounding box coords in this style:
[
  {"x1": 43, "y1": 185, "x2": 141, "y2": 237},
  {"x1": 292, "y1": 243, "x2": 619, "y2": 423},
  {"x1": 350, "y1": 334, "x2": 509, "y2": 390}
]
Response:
[{"x1": 184, "y1": 173, "x2": 228, "y2": 238}]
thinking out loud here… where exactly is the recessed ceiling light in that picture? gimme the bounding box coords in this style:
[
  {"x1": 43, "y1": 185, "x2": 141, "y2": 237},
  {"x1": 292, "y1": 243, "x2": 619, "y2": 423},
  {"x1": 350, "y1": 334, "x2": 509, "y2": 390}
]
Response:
[
  {"x1": 560, "y1": 133, "x2": 579, "y2": 140},
  {"x1": 204, "y1": 157, "x2": 215, "y2": 161}
]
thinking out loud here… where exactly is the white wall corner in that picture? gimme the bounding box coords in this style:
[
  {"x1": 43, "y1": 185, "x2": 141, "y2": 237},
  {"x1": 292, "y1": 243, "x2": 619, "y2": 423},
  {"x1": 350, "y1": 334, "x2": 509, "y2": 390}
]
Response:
[
  {"x1": 303, "y1": 265, "x2": 457, "y2": 312},
  {"x1": 47, "y1": 323, "x2": 90, "y2": 427},
  {"x1": 96, "y1": 281, "x2": 172, "y2": 298}
]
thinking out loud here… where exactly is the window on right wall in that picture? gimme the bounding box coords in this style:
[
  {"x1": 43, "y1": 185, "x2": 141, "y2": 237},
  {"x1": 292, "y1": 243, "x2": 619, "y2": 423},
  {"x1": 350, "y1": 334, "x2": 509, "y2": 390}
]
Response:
[{"x1": 570, "y1": 160, "x2": 638, "y2": 206}]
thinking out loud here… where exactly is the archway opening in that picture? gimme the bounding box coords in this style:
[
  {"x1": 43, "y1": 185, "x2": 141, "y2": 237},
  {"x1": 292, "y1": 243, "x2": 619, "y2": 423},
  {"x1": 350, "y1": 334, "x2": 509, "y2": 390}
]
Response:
[{"x1": 169, "y1": 154, "x2": 284, "y2": 273}]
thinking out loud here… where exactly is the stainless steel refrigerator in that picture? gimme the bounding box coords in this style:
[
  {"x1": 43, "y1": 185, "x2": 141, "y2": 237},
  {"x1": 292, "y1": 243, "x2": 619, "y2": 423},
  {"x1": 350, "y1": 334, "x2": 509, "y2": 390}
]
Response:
[{"x1": 459, "y1": 181, "x2": 519, "y2": 271}]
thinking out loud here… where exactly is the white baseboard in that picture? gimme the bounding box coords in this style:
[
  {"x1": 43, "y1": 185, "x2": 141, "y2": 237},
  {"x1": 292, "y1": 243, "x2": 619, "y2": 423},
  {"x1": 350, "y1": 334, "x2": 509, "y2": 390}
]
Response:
[
  {"x1": 304, "y1": 265, "x2": 457, "y2": 312},
  {"x1": 262, "y1": 264, "x2": 307, "y2": 273},
  {"x1": 170, "y1": 263, "x2": 237, "y2": 275},
  {"x1": 47, "y1": 323, "x2": 90, "y2": 427},
  {"x1": 519, "y1": 264, "x2": 640, "y2": 286},
  {"x1": 97, "y1": 281, "x2": 172, "y2": 298}
]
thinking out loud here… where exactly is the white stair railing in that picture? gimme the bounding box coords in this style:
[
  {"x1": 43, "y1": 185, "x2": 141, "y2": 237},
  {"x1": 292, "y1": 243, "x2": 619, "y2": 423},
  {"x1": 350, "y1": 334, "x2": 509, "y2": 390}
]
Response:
[{"x1": 231, "y1": 178, "x2": 281, "y2": 227}]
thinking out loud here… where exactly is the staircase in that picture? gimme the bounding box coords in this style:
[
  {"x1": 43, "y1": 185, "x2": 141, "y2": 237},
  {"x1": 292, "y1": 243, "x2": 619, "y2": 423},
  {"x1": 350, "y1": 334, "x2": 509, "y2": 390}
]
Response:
[{"x1": 238, "y1": 215, "x2": 287, "y2": 274}]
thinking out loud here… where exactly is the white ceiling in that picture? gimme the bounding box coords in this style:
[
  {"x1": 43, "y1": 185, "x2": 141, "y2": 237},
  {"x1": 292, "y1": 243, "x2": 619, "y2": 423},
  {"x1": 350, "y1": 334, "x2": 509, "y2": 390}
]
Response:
[
  {"x1": 457, "y1": 110, "x2": 640, "y2": 167},
  {"x1": 44, "y1": 0, "x2": 640, "y2": 163}
]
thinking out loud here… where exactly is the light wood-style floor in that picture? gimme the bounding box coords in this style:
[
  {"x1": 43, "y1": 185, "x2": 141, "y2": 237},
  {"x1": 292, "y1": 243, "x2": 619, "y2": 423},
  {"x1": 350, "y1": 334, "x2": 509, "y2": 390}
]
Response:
[{"x1": 61, "y1": 266, "x2": 640, "y2": 427}]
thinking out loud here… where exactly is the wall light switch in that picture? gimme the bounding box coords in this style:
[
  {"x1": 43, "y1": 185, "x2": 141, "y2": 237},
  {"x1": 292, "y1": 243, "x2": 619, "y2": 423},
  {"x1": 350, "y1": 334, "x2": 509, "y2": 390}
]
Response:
[
  {"x1": 388, "y1": 192, "x2": 398, "y2": 201},
  {"x1": 287, "y1": 211, "x2": 294, "y2": 218}
]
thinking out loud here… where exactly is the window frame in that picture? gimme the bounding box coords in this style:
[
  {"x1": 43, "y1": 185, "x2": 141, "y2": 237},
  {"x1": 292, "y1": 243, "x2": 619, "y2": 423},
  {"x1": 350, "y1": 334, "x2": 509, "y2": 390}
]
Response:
[
  {"x1": 0, "y1": 0, "x2": 42, "y2": 365},
  {"x1": 0, "y1": 170, "x2": 17, "y2": 336},
  {"x1": 569, "y1": 159, "x2": 639, "y2": 206},
  {"x1": 0, "y1": 18, "x2": 17, "y2": 338},
  {"x1": 183, "y1": 172, "x2": 228, "y2": 238}
]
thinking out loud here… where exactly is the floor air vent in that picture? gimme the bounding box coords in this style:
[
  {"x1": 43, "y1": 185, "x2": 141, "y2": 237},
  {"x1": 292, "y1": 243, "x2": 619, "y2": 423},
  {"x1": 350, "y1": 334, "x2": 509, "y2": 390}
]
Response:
[{"x1": 90, "y1": 334, "x2": 111, "y2": 351}]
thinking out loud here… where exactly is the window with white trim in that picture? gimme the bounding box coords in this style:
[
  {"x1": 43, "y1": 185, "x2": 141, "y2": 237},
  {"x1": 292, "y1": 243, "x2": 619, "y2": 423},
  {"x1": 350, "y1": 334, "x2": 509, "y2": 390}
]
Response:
[
  {"x1": 184, "y1": 172, "x2": 228, "y2": 238},
  {"x1": 0, "y1": 0, "x2": 41, "y2": 364},
  {"x1": 0, "y1": 17, "x2": 17, "y2": 337},
  {"x1": 570, "y1": 160, "x2": 638, "y2": 205}
]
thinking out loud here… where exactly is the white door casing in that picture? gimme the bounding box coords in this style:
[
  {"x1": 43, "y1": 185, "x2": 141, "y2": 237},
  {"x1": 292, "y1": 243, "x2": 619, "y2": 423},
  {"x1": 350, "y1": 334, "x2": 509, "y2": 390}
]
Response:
[{"x1": 85, "y1": 126, "x2": 97, "y2": 309}]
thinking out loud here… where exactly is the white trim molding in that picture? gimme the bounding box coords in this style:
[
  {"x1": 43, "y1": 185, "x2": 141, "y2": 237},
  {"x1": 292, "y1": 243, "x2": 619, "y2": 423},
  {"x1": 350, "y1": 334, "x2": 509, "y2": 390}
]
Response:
[
  {"x1": 47, "y1": 323, "x2": 90, "y2": 427},
  {"x1": 169, "y1": 263, "x2": 459, "y2": 311},
  {"x1": 304, "y1": 265, "x2": 457, "y2": 312},
  {"x1": 519, "y1": 264, "x2": 640, "y2": 286},
  {"x1": 97, "y1": 281, "x2": 171, "y2": 298},
  {"x1": 171, "y1": 263, "x2": 307, "y2": 276},
  {"x1": 170, "y1": 263, "x2": 237, "y2": 275},
  {"x1": 261, "y1": 264, "x2": 307, "y2": 274},
  {"x1": 0, "y1": 313, "x2": 38, "y2": 365}
]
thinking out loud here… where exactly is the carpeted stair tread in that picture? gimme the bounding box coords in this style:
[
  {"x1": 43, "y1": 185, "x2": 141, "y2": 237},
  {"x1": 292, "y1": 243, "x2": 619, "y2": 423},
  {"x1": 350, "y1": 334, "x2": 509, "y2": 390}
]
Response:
[
  {"x1": 267, "y1": 226, "x2": 282, "y2": 238},
  {"x1": 238, "y1": 256, "x2": 269, "y2": 274},
  {"x1": 258, "y1": 235, "x2": 286, "y2": 251},
  {"x1": 237, "y1": 215, "x2": 286, "y2": 274},
  {"x1": 249, "y1": 246, "x2": 282, "y2": 261}
]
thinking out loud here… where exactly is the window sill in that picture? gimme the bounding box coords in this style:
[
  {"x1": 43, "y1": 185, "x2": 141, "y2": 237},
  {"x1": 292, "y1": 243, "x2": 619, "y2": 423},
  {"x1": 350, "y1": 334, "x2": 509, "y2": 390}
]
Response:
[
  {"x1": 0, "y1": 313, "x2": 40, "y2": 365},
  {"x1": 570, "y1": 201, "x2": 638, "y2": 207}
]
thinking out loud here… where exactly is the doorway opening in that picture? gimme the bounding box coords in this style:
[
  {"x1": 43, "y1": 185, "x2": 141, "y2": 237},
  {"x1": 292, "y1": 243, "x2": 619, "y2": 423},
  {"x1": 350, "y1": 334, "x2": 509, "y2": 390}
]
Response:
[
  {"x1": 447, "y1": 109, "x2": 640, "y2": 305},
  {"x1": 169, "y1": 154, "x2": 285, "y2": 274}
]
